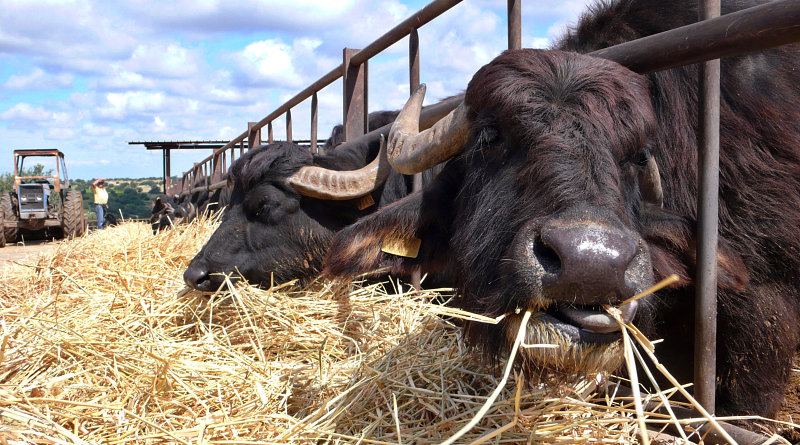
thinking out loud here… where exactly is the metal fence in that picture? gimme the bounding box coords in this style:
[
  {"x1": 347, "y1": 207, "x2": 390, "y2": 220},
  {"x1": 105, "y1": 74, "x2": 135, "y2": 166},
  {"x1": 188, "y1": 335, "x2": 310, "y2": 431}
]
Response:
[{"x1": 165, "y1": 0, "x2": 800, "y2": 426}]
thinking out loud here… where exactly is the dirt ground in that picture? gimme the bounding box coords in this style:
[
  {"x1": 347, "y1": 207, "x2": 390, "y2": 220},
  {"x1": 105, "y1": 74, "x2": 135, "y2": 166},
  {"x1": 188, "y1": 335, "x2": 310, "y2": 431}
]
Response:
[{"x1": 0, "y1": 240, "x2": 55, "y2": 270}]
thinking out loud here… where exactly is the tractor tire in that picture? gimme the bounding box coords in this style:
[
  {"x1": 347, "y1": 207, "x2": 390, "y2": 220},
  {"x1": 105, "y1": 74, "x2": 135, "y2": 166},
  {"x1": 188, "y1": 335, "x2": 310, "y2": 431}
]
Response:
[
  {"x1": 62, "y1": 189, "x2": 87, "y2": 239},
  {"x1": 0, "y1": 192, "x2": 18, "y2": 244}
]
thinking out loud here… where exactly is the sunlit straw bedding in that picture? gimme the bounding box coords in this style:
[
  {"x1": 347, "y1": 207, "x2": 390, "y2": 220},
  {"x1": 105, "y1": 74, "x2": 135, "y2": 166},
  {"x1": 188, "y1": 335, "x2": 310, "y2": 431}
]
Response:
[{"x1": 0, "y1": 215, "x2": 791, "y2": 444}]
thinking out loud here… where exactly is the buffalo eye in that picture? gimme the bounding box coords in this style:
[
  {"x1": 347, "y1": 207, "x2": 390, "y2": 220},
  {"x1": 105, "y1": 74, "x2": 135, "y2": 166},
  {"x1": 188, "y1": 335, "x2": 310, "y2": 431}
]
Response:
[
  {"x1": 478, "y1": 126, "x2": 499, "y2": 145},
  {"x1": 255, "y1": 203, "x2": 271, "y2": 221},
  {"x1": 633, "y1": 148, "x2": 651, "y2": 167}
]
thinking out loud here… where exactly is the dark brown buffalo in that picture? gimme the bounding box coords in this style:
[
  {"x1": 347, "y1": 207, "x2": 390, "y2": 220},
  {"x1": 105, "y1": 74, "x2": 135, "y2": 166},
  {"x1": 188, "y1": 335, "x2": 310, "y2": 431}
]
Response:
[
  {"x1": 182, "y1": 136, "x2": 444, "y2": 291},
  {"x1": 324, "y1": 0, "x2": 800, "y2": 418}
]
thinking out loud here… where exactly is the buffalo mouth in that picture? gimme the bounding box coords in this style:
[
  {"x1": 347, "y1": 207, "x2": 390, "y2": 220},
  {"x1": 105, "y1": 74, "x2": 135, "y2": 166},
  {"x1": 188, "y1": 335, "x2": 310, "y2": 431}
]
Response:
[{"x1": 531, "y1": 300, "x2": 638, "y2": 344}]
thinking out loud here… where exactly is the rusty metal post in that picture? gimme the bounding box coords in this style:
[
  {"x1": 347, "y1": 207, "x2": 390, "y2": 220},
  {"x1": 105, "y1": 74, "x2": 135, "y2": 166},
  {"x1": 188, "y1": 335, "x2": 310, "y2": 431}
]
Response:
[
  {"x1": 311, "y1": 92, "x2": 319, "y2": 153},
  {"x1": 163, "y1": 148, "x2": 171, "y2": 194},
  {"x1": 268, "y1": 122, "x2": 274, "y2": 144},
  {"x1": 508, "y1": 0, "x2": 522, "y2": 50},
  {"x1": 248, "y1": 122, "x2": 262, "y2": 149},
  {"x1": 286, "y1": 109, "x2": 293, "y2": 143},
  {"x1": 695, "y1": 0, "x2": 721, "y2": 414},
  {"x1": 343, "y1": 48, "x2": 367, "y2": 141},
  {"x1": 221, "y1": 152, "x2": 227, "y2": 180},
  {"x1": 408, "y1": 28, "x2": 422, "y2": 291}
]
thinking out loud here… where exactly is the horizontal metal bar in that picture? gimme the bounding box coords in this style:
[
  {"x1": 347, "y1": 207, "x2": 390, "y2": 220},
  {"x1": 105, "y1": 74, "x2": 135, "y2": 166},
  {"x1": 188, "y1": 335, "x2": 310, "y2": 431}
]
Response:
[
  {"x1": 181, "y1": 180, "x2": 229, "y2": 198},
  {"x1": 349, "y1": 0, "x2": 462, "y2": 67},
  {"x1": 591, "y1": 0, "x2": 800, "y2": 73}
]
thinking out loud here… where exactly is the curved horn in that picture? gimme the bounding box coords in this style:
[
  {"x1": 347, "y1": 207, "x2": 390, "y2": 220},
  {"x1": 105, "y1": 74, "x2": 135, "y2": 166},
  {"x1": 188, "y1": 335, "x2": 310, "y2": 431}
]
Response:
[
  {"x1": 287, "y1": 135, "x2": 390, "y2": 200},
  {"x1": 639, "y1": 155, "x2": 664, "y2": 207},
  {"x1": 388, "y1": 83, "x2": 470, "y2": 175}
]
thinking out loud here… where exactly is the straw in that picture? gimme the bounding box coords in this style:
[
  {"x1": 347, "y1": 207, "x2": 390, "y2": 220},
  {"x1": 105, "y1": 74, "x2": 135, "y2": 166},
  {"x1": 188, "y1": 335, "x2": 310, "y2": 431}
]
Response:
[{"x1": 0, "y1": 214, "x2": 795, "y2": 443}]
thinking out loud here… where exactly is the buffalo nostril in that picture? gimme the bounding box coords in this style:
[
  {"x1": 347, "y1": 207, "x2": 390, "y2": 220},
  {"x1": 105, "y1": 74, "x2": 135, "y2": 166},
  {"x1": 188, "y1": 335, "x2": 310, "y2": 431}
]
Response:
[
  {"x1": 533, "y1": 236, "x2": 561, "y2": 274},
  {"x1": 184, "y1": 265, "x2": 210, "y2": 288},
  {"x1": 539, "y1": 222, "x2": 639, "y2": 302}
]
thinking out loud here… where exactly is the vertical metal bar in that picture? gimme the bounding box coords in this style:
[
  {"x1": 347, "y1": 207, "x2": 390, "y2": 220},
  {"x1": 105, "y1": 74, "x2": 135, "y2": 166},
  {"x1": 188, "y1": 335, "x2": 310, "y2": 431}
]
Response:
[
  {"x1": 268, "y1": 122, "x2": 274, "y2": 144},
  {"x1": 286, "y1": 109, "x2": 293, "y2": 143},
  {"x1": 248, "y1": 122, "x2": 262, "y2": 149},
  {"x1": 343, "y1": 48, "x2": 367, "y2": 141},
  {"x1": 164, "y1": 148, "x2": 171, "y2": 194},
  {"x1": 410, "y1": 28, "x2": 421, "y2": 91},
  {"x1": 695, "y1": 0, "x2": 721, "y2": 414},
  {"x1": 409, "y1": 28, "x2": 422, "y2": 291},
  {"x1": 363, "y1": 61, "x2": 369, "y2": 132},
  {"x1": 311, "y1": 92, "x2": 319, "y2": 153},
  {"x1": 211, "y1": 155, "x2": 216, "y2": 183},
  {"x1": 508, "y1": 0, "x2": 522, "y2": 50}
]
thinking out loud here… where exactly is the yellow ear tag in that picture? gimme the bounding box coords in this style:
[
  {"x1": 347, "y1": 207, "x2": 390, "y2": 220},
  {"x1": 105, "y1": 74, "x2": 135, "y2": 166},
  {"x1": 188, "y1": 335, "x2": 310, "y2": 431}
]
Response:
[
  {"x1": 356, "y1": 194, "x2": 375, "y2": 210},
  {"x1": 381, "y1": 236, "x2": 421, "y2": 258}
]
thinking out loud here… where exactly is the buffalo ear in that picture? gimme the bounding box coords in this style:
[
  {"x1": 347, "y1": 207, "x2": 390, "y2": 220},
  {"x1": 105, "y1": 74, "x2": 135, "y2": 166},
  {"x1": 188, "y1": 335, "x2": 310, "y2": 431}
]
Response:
[
  {"x1": 323, "y1": 165, "x2": 461, "y2": 279},
  {"x1": 643, "y1": 211, "x2": 748, "y2": 292}
]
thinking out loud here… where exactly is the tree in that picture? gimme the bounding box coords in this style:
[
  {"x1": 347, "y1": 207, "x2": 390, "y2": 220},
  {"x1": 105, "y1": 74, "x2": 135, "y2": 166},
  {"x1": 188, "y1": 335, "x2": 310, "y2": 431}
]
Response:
[{"x1": 0, "y1": 164, "x2": 53, "y2": 192}]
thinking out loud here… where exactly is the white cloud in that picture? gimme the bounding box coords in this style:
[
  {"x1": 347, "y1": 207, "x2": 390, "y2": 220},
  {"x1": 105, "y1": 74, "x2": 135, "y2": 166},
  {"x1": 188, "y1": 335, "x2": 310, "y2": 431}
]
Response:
[
  {"x1": 45, "y1": 127, "x2": 77, "y2": 140},
  {"x1": 92, "y1": 69, "x2": 155, "y2": 91},
  {"x1": 233, "y1": 39, "x2": 300, "y2": 87},
  {"x1": 96, "y1": 91, "x2": 167, "y2": 120},
  {"x1": 529, "y1": 37, "x2": 550, "y2": 49},
  {"x1": 1, "y1": 103, "x2": 52, "y2": 122},
  {"x1": 152, "y1": 116, "x2": 167, "y2": 132},
  {"x1": 128, "y1": 43, "x2": 199, "y2": 78},
  {"x1": 83, "y1": 122, "x2": 113, "y2": 136},
  {"x1": 4, "y1": 68, "x2": 74, "y2": 90}
]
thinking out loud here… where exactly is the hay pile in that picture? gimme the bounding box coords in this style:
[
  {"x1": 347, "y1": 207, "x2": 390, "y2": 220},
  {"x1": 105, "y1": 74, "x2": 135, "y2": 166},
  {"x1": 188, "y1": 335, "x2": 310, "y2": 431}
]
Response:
[{"x1": 0, "y1": 216, "x2": 784, "y2": 443}]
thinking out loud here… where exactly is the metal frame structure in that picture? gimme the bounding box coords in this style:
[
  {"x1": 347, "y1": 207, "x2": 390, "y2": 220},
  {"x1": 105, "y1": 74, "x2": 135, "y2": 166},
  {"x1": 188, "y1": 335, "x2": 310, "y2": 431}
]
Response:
[{"x1": 148, "y1": 0, "x2": 800, "y2": 438}]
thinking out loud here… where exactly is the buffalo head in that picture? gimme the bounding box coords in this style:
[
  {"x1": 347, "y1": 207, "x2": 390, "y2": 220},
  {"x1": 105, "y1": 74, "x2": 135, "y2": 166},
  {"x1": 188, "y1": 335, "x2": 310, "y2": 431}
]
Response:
[
  {"x1": 325, "y1": 49, "x2": 747, "y2": 377},
  {"x1": 184, "y1": 139, "x2": 393, "y2": 291}
]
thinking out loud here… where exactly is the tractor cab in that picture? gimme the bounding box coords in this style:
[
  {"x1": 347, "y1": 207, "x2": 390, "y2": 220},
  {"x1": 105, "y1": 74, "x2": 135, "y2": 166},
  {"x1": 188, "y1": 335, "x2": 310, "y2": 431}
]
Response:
[{"x1": 1, "y1": 149, "x2": 86, "y2": 247}]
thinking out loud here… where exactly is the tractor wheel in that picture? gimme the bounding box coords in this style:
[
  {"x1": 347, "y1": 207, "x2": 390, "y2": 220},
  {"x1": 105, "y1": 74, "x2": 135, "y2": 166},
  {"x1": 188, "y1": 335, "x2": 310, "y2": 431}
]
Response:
[
  {"x1": 62, "y1": 190, "x2": 87, "y2": 238},
  {"x1": 0, "y1": 211, "x2": 5, "y2": 248},
  {"x1": 0, "y1": 192, "x2": 18, "y2": 244}
]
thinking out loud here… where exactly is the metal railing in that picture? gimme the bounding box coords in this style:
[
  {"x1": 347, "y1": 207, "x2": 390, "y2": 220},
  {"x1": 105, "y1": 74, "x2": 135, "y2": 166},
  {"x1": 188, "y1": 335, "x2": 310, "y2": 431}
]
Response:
[
  {"x1": 165, "y1": 0, "x2": 800, "y2": 437},
  {"x1": 170, "y1": 0, "x2": 467, "y2": 196}
]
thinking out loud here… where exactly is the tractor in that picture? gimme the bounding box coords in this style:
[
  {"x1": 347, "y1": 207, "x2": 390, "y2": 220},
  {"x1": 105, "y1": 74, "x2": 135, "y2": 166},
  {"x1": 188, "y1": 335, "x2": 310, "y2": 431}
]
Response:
[{"x1": 0, "y1": 149, "x2": 87, "y2": 247}]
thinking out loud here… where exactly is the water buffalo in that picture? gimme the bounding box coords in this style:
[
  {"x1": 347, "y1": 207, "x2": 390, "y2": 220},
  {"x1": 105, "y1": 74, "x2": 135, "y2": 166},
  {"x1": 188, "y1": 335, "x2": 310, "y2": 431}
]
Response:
[
  {"x1": 323, "y1": 0, "x2": 800, "y2": 418},
  {"x1": 182, "y1": 134, "x2": 440, "y2": 290}
]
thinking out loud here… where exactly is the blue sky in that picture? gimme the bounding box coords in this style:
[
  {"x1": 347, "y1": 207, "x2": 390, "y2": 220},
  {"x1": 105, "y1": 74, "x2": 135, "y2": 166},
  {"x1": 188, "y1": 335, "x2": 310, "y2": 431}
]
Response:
[{"x1": 0, "y1": 0, "x2": 593, "y2": 180}]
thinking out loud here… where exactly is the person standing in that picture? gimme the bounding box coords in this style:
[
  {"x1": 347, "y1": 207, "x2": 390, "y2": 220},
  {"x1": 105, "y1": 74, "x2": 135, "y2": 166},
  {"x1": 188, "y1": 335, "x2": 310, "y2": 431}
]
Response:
[{"x1": 92, "y1": 178, "x2": 108, "y2": 229}]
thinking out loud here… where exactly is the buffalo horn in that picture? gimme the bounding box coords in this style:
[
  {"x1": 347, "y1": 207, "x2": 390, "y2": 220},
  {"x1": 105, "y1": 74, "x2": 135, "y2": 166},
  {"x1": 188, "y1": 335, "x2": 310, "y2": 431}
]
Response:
[
  {"x1": 388, "y1": 84, "x2": 469, "y2": 175},
  {"x1": 287, "y1": 136, "x2": 390, "y2": 200},
  {"x1": 640, "y1": 156, "x2": 664, "y2": 207}
]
